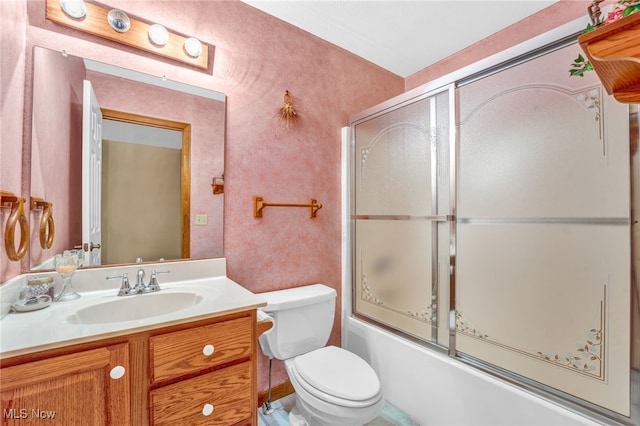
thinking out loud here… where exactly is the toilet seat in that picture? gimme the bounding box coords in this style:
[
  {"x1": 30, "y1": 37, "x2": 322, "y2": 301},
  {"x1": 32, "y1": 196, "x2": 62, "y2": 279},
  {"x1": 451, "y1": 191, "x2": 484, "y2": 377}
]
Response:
[{"x1": 289, "y1": 346, "x2": 382, "y2": 408}]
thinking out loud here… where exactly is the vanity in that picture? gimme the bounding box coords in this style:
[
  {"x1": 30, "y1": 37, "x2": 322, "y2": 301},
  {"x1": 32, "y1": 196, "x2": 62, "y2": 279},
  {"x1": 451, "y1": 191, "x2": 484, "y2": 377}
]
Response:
[{"x1": 0, "y1": 259, "x2": 270, "y2": 426}]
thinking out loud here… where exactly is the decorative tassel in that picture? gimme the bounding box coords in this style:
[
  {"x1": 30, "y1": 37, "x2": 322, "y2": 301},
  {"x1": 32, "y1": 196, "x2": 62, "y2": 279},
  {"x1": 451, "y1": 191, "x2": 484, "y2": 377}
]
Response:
[{"x1": 279, "y1": 90, "x2": 298, "y2": 128}]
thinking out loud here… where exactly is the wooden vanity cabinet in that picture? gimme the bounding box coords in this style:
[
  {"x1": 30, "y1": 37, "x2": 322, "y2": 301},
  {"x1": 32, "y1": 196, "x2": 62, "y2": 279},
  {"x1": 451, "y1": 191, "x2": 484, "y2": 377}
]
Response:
[
  {"x1": 149, "y1": 316, "x2": 252, "y2": 383},
  {"x1": 148, "y1": 314, "x2": 256, "y2": 426},
  {"x1": 150, "y1": 361, "x2": 253, "y2": 426},
  {"x1": 1, "y1": 309, "x2": 268, "y2": 426},
  {"x1": 0, "y1": 343, "x2": 130, "y2": 425}
]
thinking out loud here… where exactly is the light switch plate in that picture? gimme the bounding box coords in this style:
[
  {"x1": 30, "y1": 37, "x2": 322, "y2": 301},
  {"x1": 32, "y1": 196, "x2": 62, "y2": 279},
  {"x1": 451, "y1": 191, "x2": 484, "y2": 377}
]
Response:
[{"x1": 195, "y1": 214, "x2": 208, "y2": 225}]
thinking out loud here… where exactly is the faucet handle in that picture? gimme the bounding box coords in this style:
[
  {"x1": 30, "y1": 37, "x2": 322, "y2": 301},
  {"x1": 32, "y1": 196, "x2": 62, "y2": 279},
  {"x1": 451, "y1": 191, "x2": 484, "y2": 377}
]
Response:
[
  {"x1": 107, "y1": 273, "x2": 135, "y2": 296},
  {"x1": 147, "y1": 270, "x2": 169, "y2": 292},
  {"x1": 135, "y1": 268, "x2": 146, "y2": 285}
]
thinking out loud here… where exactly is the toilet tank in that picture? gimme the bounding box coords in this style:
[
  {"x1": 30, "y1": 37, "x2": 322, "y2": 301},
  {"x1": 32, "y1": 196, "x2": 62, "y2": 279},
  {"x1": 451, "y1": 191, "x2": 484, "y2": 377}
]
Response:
[{"x1": 258, "y1": 284, "x2": 336, "y2": 360}]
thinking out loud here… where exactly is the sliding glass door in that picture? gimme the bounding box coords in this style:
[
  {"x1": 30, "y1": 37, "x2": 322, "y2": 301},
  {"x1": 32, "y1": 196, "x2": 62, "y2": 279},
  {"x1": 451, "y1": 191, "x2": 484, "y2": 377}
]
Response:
[
  {"x1": 352, "y1": 88, "x2": 452, "y2": 346},
  {"x1": 456, "y1": 43, "x2": 630, "y2": 416},
  {"x1": 350, "y1": 41, "x2": 631, "y2": 418}
]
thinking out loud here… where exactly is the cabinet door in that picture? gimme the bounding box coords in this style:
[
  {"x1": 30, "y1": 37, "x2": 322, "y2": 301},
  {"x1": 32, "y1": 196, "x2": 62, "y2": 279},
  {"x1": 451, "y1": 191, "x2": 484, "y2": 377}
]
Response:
[
  {"x1": 1, "y1": 344, "x2": 130, "y2": 426},
  {"x1": 150, "y1": 361, "x2": 252, "y2": 426}
]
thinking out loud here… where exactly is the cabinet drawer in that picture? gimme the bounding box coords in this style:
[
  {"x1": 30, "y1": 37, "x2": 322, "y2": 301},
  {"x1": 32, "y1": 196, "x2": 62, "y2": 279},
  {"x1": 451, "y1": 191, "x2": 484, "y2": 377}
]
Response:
[
  {"x1": 150, "y1": 316, "x2": 252, "y2": 383},
  {"x1": 150, "y1": 361, "x2": 252, "y2": 426}
]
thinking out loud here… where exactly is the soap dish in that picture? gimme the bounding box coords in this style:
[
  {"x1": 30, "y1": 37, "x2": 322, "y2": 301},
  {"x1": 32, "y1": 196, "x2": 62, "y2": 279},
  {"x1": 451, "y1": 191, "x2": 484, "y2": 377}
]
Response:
[{"x1": 12, "y1": 295, "x2": 52, "y2": 313}]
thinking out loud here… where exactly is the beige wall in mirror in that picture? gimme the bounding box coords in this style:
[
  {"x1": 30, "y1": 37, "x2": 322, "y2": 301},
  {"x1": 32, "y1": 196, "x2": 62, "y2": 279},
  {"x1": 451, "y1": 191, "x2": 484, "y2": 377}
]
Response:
[
  {"x1": 102, "y1": 130, "x2": 181, "y2": 265},
  {"x1": 29, "y1": 46, "x2": 225, "y2": 271}
]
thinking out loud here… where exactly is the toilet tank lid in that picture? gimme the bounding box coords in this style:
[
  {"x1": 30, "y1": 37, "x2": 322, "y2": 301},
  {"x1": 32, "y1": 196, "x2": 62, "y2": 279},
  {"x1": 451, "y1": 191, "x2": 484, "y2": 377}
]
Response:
[{"x1": 258, "y1": 284, "x2": 336, "y2": 312}]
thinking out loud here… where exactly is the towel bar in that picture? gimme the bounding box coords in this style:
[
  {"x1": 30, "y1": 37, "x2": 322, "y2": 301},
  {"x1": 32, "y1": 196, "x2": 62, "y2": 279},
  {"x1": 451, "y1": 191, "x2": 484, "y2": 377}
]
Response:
[{"x1": 254, "y1": 196, "x2": 322, "y2": 219}]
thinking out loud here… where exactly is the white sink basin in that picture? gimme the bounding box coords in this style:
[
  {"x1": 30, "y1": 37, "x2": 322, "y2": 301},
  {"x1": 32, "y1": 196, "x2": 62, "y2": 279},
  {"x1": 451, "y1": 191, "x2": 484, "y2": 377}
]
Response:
[{"x1": 67, "y1": 292, "x2": 205, "y2": 324}]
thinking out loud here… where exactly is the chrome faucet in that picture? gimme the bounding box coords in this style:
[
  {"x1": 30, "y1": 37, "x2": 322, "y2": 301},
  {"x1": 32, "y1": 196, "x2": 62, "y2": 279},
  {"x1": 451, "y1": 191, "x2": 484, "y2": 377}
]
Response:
[
  {"x1": 147, "y1": 270, "x2": 169, "y2": 292},
  {"x1": 107, "y1": 269, "x2": 169, "y2": 296},
  {"x1": 106, "y1": 273, "x2": 134, "y2": 296},
  {"x1": 134, "y1": 268, "x2": 146, "y2": 293}
]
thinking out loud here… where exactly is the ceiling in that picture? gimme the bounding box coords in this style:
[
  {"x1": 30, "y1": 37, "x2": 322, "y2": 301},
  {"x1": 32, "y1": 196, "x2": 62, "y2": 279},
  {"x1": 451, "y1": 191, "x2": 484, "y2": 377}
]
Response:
[{"x1": 241, "y1": 1, "x2": 559, "y2": 78}]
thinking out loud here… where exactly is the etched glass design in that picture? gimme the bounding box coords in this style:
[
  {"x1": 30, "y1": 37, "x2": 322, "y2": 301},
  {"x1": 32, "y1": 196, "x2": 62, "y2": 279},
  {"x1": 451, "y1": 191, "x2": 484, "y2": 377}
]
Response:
[
  {"x1": 353, "y1": 90, "x2": 451, "y2": 344},
  {"x1": 456, "y1": 43, "x2": 630, "y2": 415}
]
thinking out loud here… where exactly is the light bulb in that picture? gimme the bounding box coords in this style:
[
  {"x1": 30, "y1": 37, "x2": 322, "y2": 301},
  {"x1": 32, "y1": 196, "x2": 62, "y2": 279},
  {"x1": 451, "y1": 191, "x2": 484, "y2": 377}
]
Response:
[
  {"x1": 149, "y1": 24, "x2": 169, "y2": 47},
  {"x1": 184, "y1": 37, "x2": 203, "y2": 58}
]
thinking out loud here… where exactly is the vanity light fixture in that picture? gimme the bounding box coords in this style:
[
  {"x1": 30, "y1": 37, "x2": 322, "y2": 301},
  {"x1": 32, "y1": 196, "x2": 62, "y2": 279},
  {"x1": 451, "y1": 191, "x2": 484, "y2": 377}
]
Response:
[
  {"x1": 184, "y1": 37, "x2": 203, "y2": 58},
  {"x1": 46, "y1": 0, "x2": 210, "y2": 69},
  {"x1": 107, "y1": 9, "x2": 131, "y2": 33},
  {"x1": 148, "y1": 24, "x2": 169, "y2": 47},
  {"x1": 60, "y1": 0, "x2": 86, "y2": 19}
]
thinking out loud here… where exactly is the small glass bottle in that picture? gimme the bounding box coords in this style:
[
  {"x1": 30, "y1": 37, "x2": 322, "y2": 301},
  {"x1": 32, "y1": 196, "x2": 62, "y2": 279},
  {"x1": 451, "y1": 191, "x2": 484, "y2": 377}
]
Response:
[{"x1": 26, "y1": 276, "x2": 55, "y2": 299}]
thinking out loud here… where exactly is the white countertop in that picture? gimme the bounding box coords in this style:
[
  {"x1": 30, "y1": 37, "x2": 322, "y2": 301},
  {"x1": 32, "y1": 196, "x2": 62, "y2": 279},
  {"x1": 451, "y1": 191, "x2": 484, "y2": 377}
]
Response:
[{"x1": 0, "y1": 260, "x2": 266, "y2": 359}]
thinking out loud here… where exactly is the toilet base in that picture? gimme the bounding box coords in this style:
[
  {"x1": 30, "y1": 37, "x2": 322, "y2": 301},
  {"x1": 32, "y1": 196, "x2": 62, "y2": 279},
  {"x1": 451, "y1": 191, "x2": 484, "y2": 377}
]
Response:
[
  {"x1": 288, "y1": 406, "x2": 308, "y2": 426},
  {"x1": 289, "y1": 390, "x2": 384, "y2": 426}
]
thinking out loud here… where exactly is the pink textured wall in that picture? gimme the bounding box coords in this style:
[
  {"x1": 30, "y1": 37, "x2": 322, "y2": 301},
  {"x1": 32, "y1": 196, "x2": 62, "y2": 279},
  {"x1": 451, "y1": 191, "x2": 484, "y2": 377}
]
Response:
[
  {"x1": 0, "y1": 1, "x2": 28, "y2": 282},
  {"x1": 10, "y1": 0, "x2": 404, "y2": 390},
  {"x1": 29, "y1": 47, "x2": 84, "y2": 268},
  {"x1": 2, "y1": 0, "x2": 597, "y2": 393}
]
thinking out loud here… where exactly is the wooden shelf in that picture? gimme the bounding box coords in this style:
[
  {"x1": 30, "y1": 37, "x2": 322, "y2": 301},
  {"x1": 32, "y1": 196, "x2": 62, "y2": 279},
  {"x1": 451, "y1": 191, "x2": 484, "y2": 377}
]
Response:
[{"x1": 578, "y1": 12, "x2": 640, "y2": 103}]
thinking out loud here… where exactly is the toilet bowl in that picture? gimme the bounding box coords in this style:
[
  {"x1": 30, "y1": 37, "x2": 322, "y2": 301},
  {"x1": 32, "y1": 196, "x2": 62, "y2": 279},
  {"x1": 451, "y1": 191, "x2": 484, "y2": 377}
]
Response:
[
  {"x1": 257, "y1": 284, "x2": 384, "y2": 426},
  {"x1": 285, "y1": 346, "x2": 385, "y2": 425}
]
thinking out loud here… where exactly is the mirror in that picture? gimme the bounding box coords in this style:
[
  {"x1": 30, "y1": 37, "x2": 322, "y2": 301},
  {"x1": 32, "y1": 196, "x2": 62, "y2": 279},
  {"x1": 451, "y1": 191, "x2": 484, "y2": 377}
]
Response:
[{"x1": 29, "y1": 46, "x2": 225, "y2": 271}]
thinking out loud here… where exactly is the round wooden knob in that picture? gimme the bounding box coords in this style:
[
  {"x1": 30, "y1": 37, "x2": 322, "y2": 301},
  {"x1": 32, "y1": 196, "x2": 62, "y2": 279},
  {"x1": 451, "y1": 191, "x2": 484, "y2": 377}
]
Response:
[
  {"x1": 110, "y1": 365, "x2": 125, "y2": 379},
  {"x1": 202, "y1": 344, "x2": 215, "y2": 356},
  {"x1": 202, "y1": 403, "x2": 214, "y2": 416}
]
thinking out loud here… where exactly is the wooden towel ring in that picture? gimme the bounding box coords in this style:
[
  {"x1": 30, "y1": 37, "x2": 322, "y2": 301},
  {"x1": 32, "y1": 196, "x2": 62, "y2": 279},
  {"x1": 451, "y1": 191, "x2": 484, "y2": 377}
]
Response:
[
  {"x1": 1, "y1": 191, "x2": 29, "y2": 261},
  {"x1": 32, "y1": 197, "x2": 55, "y2": 249}
]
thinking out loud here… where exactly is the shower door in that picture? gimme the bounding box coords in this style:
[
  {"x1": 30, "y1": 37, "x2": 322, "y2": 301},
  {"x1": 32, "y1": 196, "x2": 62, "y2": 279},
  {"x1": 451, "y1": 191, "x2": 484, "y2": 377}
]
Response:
[
  {"x1": 456, "y1": 43, "x2": 630, "y2": 416},
  {"x1": 352, "y1": 88, "x2": 452, "y2": 345}
]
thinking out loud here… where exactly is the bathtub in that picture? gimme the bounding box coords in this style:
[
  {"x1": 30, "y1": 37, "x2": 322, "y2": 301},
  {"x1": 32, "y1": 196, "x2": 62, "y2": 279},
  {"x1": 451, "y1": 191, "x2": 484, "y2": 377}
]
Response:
[{"x1": 343, "y1": 317, "x2": 600, "y2": 426}]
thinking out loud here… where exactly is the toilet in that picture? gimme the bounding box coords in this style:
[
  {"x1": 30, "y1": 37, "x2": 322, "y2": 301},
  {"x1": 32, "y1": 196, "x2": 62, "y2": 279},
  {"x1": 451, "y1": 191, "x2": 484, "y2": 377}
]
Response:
[{"x1": 257, "y1": 284, "x2": 385, "y2": 426}]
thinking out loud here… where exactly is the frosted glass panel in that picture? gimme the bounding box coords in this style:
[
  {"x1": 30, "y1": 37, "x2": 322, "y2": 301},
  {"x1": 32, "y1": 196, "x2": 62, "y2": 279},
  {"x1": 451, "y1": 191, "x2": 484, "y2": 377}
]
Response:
[
  {"x1": 352, "y1": 89, "x2": 451, "y2": 345},
  {"x1": 355, "y1": 220, "x2": 434, "y2": 340},
  {"x1": 456, "y1": 223, "x2": 629, "y2": 415},
  {"x1": 458, "y1": 46, "x2": 628, "y2": 219},
  {"x1": 456, "y1": 43, "x2": 630, "y2": 415},
  {"x1": 355, "y1": 98, "x2": 437, "y2": 216}
]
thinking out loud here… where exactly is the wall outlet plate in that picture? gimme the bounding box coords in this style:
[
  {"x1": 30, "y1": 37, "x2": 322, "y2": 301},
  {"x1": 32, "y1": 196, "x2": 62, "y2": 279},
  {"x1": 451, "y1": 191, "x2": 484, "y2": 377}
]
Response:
[{"x1": 195, "y1": 214, "x2": 208, "y2": 225}]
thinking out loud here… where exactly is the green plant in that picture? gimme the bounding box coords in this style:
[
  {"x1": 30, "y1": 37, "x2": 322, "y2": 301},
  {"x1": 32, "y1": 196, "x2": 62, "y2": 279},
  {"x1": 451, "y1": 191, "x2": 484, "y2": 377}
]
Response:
[
  {"x1": 569, "y1": 53, "x2": 594, "y2": 78},
  {"x1": 569, "y1": 1, "x2": 640, "y2": 77}
]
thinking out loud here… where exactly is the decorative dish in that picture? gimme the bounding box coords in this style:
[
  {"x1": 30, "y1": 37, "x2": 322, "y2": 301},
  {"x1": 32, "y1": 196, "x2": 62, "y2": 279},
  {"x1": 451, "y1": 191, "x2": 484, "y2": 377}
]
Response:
[{"x1": 12, "y1": 295, "x2": 52, "y2": 313}]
